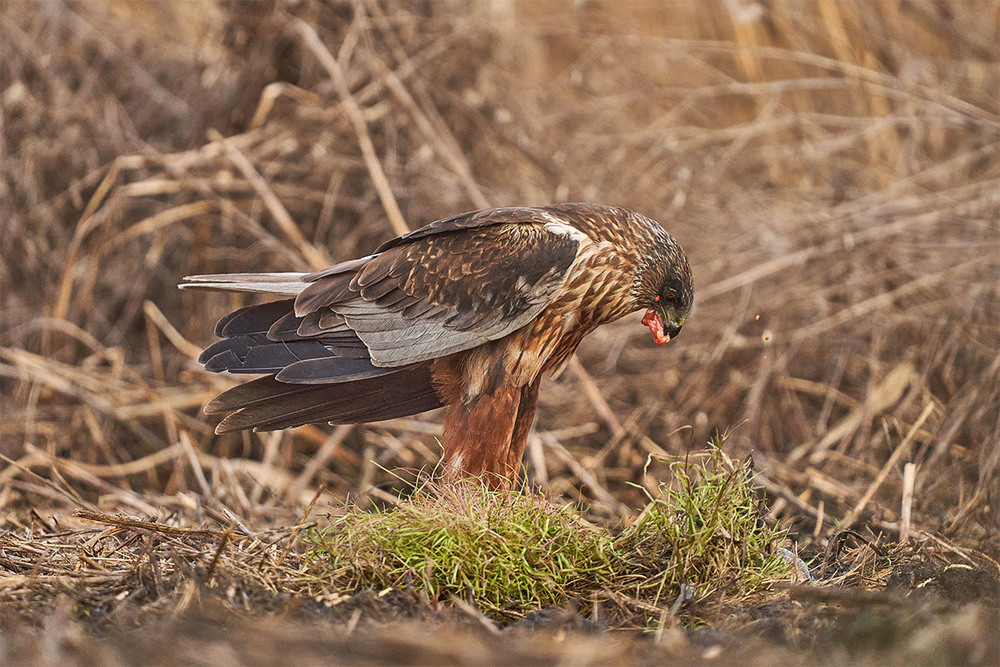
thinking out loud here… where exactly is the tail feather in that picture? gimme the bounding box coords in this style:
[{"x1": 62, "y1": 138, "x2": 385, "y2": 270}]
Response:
[
  {"x1": 205, "y1": 375, "x2": 314, "y2": 414},
  {"x1": 212, "y1": 366, "x2": 442, "y2": 433},
  {"x1": 188, "y1": 281, "x2": 444, "y2": 433},
  {"x1": 180, "y1": 273, "x2": 308, "y2": 296},
  {"x1": 275, "y1": 357, "x2": 392, "y2": 384}
]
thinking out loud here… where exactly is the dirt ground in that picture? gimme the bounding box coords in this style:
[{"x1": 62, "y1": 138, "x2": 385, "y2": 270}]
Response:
[{"x1": 2, "y1": 1, "x2": 998, "y2": 664}]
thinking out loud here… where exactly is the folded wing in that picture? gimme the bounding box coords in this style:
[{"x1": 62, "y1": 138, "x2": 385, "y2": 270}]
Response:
[{"x1": 180, "y1": 207, "x2": 583, "y2": 432}]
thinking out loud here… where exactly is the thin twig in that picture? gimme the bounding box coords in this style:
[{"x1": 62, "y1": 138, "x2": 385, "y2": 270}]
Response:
[
  {"x1": 292, "y1": 18, "x2": 410, "y2": 237},
  {"x1": 209, "y1": 129, "x2": 330, "y2": 270},
  {"x1": 841, "y1": 402, "x2": 935, "y2": 530},
  {"x1": 899, "y1": 462, "x2": 916, "y2": 543},
  {"x1": 276, "y1": 486, "x2": 324, "y2": 568},
  {"x1": 569, "y1": 357, "x2": 623, "y2": 437}
]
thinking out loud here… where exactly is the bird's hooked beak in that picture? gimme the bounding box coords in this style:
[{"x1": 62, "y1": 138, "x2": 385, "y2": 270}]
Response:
[{"x1": 642, "y1": 307, "x2": 684, "y2": 345}]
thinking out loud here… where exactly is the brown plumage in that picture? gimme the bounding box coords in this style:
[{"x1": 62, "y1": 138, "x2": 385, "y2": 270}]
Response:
[{"x1": 181, "y1": 203, "x2": 693, "y2": 487}]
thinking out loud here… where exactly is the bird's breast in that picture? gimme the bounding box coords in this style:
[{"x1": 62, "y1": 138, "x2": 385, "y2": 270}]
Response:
[
  {"x1": 552, "y1": 241, "x2": 636, "y2": 326},
  {"x1": 494, "y1": 248, "x2": 635, "y2": 386},
  {"x1": 442, "y1": 236, "x2": 639, "y2": 397}
]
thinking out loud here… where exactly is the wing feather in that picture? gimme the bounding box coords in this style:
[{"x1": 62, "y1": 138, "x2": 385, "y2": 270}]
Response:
[
  {"x1": 287, "y1": 217, "x2": 580, "y2": 366},
  {"x1": 193, "y1": 206, "x2": 584, "y2": 382},
  {"x1": 218, "y1": 300, "x2": 296, "y2": 337}
]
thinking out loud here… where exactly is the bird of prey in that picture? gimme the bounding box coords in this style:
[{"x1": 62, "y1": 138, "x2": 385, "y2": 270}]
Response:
[{"x1": 181, "y1": 203, "x2": 693, "y2": 487}]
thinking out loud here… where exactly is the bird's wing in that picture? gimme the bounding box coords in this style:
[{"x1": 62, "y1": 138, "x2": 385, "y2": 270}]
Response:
[{"x1": 294, "y1": 208, "x2": 583, "y2": 367}]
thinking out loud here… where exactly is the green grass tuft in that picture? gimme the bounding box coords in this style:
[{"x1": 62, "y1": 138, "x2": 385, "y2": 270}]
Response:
[
  {"x1": 308, "y1": 483, "x2": 617, "y2": 612},
  {"x1": 620, "y1": 443, "x2": 796, "y2": 608},
  {"x1": 306, "y1": 440, "x2": 795, "y2": 621}
]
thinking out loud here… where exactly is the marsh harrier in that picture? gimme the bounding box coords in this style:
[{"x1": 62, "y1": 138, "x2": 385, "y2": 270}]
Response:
[{"x1": 181, "y1": 203, "x2": 693, "y2": 486}]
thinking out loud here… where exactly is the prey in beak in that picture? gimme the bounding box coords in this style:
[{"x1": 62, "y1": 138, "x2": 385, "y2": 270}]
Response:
[{"x1": 642, "y1": 308, "x2": 684, "y2": 345}]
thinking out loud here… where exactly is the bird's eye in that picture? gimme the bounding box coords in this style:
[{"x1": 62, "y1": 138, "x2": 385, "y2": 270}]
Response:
[{"x1": 660, "y1": 292, "x2": 677, "y2": 304}]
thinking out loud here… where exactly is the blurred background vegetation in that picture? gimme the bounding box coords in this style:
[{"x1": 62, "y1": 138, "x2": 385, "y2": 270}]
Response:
[{"x1": 2, "y1": 0, "x2": 997, "y2": 548}]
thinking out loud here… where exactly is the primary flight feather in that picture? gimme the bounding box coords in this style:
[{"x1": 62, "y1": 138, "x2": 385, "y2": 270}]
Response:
[{"x1": 181, "y1": 203, "x2": 693, "y2": 486}]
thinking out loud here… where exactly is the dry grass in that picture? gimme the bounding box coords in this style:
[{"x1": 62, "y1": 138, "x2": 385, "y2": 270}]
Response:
[{"x1": 2, "y1": 0, "x2": 999, "y2": 662}]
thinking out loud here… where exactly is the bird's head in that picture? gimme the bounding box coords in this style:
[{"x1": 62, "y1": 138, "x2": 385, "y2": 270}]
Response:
[{"x1": 634, "y1": 231, "x2": 693, "y2": 346}]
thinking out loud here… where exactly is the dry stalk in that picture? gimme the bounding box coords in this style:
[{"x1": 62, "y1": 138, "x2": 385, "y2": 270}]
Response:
[{"x1": 291, "y1": 17, "x2": 410, "y2": 237}]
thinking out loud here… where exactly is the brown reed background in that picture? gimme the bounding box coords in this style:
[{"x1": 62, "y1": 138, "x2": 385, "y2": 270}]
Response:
[{"x1": 1, "y1": 0, "x2": 998, "y2": 649}]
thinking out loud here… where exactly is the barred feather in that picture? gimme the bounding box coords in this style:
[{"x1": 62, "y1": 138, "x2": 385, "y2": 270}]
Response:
[{"x1": 182, "y1": 203, "x2": 693, "y2": 487}]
